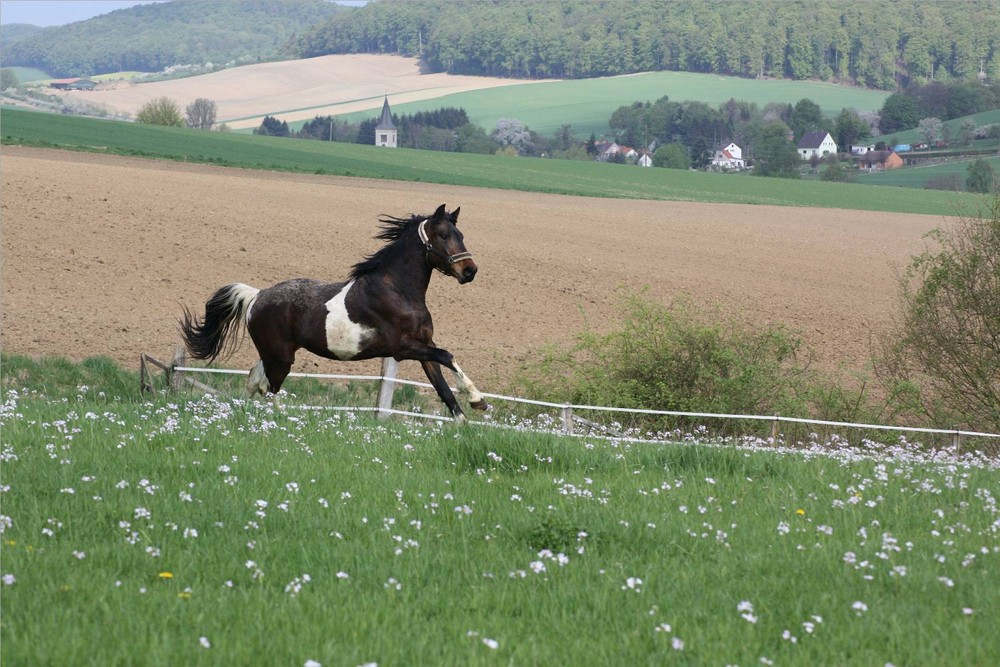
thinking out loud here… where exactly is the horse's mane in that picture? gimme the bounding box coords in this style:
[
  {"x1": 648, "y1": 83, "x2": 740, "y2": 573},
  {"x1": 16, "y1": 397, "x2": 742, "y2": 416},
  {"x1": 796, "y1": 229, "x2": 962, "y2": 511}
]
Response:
[{"x1": 349, "y1": 213, "x2": 425, "y2": 279}]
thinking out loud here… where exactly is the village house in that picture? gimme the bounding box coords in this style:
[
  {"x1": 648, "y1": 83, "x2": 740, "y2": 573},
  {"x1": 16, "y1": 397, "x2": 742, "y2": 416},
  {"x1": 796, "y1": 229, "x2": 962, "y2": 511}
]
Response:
[
  {"x1": 797, "y1": 131, "x2": 838, "y2": 160},
  {"x1": 857, "y1": 149, "x2": 903, "y2": 172},
  {"x1": 850, "y1": 143, "x2": 876, "y2": 156},
  {"x1": 710, "y1": 142, "x2": 746, "y2": 170},
  {"x1": 596, "y1": 141, "x2": 639, "y2": 162}
]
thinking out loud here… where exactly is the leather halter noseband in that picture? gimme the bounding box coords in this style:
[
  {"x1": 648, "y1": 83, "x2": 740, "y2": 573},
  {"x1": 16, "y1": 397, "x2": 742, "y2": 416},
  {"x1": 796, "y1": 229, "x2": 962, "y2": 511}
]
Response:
[{"x1": 417, "y1": 219, "x2": 473, "y2": 265}]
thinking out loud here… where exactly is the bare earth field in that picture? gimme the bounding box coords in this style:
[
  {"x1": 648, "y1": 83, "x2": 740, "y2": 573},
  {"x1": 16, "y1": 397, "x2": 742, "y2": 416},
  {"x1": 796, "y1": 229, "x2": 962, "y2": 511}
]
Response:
[
  {"x1": 1, "y1": 147, "x2": 952, "y2": 394},
  {"x1": 59, "y1": 54, "x2": 549, "y2": 129}
]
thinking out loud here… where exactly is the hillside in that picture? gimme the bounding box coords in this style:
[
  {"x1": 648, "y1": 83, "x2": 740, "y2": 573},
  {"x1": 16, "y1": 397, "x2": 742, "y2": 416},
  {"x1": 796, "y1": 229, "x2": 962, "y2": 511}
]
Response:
[
  {"x1": 51, "y1": 54, "x2": 546, "y2": 130},
  {"x1": 291, "y1": 0, "x2": 1000, "y2": 88},
  {"x1": 0, "y1": 0, "x2": 341, "y2": 78}
]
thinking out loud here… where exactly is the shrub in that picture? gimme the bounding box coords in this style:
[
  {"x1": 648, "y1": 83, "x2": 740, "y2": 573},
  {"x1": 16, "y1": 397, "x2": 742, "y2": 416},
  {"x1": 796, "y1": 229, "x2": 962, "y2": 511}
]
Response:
[
  {"x1": 135, "y1": 96, "x2": 183, "y2": 126},
  {"x1": 876, "y1": 195, "x2": 1000, "y2": 431},
  {"x1": 517, "y1": 293, "x2": 815, "y2": 424}
]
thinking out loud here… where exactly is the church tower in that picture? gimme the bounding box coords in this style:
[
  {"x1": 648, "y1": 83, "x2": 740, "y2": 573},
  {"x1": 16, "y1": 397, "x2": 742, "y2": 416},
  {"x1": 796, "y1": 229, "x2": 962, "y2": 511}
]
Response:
[{"x1": 374, "y1": 95, "x2": 397, "y2": 148}]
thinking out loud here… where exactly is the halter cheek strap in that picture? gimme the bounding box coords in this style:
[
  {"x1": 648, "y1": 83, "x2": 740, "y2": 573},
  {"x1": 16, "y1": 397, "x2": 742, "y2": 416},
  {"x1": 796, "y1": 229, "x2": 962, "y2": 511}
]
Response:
[{"x1": 418, "y1": 219, "x2": 473, "y2": 265}]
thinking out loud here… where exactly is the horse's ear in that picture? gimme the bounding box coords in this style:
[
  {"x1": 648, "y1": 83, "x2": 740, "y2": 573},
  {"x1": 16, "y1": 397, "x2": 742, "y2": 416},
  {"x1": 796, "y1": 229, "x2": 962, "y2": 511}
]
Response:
[
  {"x1": 432, "y1": 204, "x2": 447, "y2": 220},
  {"x1": 451, "y1": 207, "x2": 460, "y2": 224}
]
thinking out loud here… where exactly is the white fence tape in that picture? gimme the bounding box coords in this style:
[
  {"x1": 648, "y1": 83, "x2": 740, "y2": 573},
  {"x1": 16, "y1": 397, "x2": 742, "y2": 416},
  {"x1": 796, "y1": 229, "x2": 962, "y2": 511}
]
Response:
[{"x1": 169, "y1": 364, "x2": 999, "y2": 441}]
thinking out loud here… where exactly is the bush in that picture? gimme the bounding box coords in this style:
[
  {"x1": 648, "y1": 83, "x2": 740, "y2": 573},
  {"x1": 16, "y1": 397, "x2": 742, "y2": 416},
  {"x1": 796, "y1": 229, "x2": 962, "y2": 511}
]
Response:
[
  {"x1": 967, "y1": 159, "x2": 997, "y2": 194},
  {"x1": 135, "y1": 96, "x2": 183, "y2": 126},
  {"x1": 876, "y1": 195, "x2": 1000, "y2": 431},
  {"x1": 517, "y1": 293, "x2": 815, "y2": 422}
]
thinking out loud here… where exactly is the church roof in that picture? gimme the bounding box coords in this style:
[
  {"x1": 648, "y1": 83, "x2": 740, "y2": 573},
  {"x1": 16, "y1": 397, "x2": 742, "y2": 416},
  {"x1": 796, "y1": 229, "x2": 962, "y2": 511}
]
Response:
[{"x1": 375, "y1": 96, "x2": 396, "y2": 130}]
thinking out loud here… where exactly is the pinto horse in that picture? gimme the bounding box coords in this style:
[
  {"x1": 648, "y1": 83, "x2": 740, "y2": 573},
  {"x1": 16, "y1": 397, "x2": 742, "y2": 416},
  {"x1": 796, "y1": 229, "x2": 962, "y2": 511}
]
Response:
[{"x1": 178, "y1": 204, "x2": 487, "y2": 422}]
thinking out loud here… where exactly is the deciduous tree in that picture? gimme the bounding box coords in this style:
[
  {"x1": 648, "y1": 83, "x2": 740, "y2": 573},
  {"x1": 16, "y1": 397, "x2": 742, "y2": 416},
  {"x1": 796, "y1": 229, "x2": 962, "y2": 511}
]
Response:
[
  {"x1": 185, "y1": 98, "x2": 217, "y2": 130},
  {"x1": 135, "y1": 96, "x2": 183, "y2": 126}
]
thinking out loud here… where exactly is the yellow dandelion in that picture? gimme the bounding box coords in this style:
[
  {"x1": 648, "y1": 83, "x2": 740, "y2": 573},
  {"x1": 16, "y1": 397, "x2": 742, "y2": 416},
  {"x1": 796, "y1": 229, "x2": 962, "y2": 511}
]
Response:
[
  {"x1": 158, "y1": 571, "x2": 174, "y2": 579},
  {"x1": 796, "y1": 509, "x2": 806, "y2": 516}
]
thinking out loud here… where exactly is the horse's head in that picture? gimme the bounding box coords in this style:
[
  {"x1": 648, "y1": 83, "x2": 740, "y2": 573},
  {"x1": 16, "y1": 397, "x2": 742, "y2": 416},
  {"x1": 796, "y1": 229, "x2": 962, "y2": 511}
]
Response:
[{"x1": 419, "y1": 204, "x2": 477, "y2": 284}]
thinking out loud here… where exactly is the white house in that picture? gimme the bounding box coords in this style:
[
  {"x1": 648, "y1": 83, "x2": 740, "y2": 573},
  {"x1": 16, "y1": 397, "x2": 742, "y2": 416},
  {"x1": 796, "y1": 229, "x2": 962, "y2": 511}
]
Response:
[
  {"x1": 374, "y1": 95, "x2": 397, "y2": 148},
  {"x1": 850, "y1": 143, "x2": 876, "y2": 156},
  {"x1": 710, "y1": 142, "x2": 745, "y2": 170},
  {"x1": 797, "y1": 131, "x2": 837, "y2": 160}
]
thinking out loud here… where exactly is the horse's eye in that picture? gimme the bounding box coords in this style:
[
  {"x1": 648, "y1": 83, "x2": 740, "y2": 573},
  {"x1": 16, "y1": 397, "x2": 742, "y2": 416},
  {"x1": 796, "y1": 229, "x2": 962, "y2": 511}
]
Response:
[{"x1": 439, "y1": 229, "x2": 451, "y2": 240}]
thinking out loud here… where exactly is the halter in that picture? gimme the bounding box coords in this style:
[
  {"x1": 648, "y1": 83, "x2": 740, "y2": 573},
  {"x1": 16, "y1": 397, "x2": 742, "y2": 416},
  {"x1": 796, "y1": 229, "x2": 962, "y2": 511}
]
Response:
[{"x1": 418, "y1": 218, "x2": 473, "y2": 266}]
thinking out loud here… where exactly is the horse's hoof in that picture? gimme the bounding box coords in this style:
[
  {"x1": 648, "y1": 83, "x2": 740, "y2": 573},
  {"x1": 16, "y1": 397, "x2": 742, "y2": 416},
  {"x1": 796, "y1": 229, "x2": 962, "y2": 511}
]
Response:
[
  {"x1": 454, "y1": 413, "x2": 468, "y2": 425},
  {"x1": 470, "y1": 400, "x2": 489, "y2": 412}
]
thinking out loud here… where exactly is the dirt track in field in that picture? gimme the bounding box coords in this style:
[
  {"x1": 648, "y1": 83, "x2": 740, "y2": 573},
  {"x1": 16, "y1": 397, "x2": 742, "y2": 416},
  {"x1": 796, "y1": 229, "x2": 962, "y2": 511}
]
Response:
[{"x1": 1, "y1": 146, "x2": 951, "y2": 392}]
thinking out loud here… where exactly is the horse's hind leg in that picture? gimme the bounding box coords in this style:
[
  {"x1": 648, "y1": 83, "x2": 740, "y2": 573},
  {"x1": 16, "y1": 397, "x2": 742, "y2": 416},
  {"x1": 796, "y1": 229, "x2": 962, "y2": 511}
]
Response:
[
  {"x1": 247, "y1": 360, "x2": 269, "y2": 397},
  {"x1": 246, "y1": 356, "x2": 292, "y2": 397},
  {"x1": 450, "y1": 362, "x2": 488, "y2": 411}
]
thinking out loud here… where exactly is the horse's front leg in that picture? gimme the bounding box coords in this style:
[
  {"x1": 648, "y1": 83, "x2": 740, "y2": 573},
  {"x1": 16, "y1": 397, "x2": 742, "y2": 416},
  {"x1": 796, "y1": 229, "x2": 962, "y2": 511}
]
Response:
[
  {"x1": 395, "y1": 336, "x2": 488, "y2": 420},
  {"x1": 419, "y1": 360, "x2": 467, "y2": 423},
  {"x1": 449, "y1": 361, "x2": 488, "y2": 411}
]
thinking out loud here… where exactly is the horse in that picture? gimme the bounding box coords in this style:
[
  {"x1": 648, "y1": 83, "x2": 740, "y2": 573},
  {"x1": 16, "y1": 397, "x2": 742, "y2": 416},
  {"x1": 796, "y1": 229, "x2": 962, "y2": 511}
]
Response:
[{"x1": 178, "y1": 204, "x2": 488, "y2": 423}]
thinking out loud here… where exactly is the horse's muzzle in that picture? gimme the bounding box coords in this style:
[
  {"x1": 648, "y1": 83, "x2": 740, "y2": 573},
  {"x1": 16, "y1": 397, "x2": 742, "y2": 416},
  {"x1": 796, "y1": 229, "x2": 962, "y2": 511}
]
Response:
[{"x1": 456, "y1": 261, "x2": 478, "y2": 284}]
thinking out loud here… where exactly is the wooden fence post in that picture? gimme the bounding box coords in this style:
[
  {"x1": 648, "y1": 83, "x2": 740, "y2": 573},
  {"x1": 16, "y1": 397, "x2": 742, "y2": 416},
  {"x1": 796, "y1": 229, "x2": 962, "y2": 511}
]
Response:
[
  {"x1": 376, "y1": 357, "x2": 398, "y2": 420},
  {"x1": 771, "y1": 416, "x2": 780, "y2": 443},
  {"x1": 170, "y1": 347, "x2": 186, "y2": 393},
  {"x1": 139, "y1": 354, "x2": 153, "y2": 394},
  {"x1": 561, "y1": 406, "x2": 574, "y2": 436},
  {"x1": 952, "y1": 430, "x2": 962, "y2": 453}
]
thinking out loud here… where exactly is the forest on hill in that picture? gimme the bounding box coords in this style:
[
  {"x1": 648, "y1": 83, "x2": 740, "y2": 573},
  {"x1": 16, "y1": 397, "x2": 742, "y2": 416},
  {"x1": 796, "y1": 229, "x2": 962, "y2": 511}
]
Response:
[
  {"x1": 0, "y1": 0, "x2": 341, "y2": 78},
  {"x1": 290, "y1": 0, "x2": 1000, "y2": 89}
]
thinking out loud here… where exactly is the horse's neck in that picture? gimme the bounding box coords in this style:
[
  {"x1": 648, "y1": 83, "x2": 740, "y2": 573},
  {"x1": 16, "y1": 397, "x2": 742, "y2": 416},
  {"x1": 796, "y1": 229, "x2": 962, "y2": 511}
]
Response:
[{"x1": 366, "y1": 246, "x2": 433, "y2": 302}]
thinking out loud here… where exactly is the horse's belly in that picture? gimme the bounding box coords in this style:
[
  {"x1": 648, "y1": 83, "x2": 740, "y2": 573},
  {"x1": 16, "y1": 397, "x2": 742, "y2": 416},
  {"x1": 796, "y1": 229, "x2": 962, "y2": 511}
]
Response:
[{"x1": 324, "y1": 281, "x2": 373, "y2": 359}]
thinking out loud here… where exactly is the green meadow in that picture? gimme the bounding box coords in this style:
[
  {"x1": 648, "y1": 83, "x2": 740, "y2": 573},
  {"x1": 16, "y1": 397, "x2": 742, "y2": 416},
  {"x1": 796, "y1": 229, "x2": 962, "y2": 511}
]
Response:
[
  {"x1": 859, "y1": 155, "x2": 1000, "y2": 189},
  {"x1": 1, "y1": 355, "x2": 998, "y2": 665},
  {"x1": 1, "y1": 108, "x2": 981, "y2": 216},
  {"x1": 257, "y1": 70, "x2": 891, "y2": 139},
  {"x1": 883, "y1": 109, "x2": 1000, "y2": 146}
]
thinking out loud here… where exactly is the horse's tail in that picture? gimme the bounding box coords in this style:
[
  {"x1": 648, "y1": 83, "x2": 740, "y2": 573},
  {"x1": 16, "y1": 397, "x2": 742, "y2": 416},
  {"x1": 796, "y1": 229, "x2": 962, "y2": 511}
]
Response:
[{"x1": 178, "y1": 283, "x2": 260, "y2": 363}]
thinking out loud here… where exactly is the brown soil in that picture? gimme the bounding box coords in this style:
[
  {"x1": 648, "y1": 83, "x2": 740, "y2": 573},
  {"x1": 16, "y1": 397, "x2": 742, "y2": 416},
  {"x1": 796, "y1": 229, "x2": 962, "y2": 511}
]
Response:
[{"x1": 1, "y1": 146, "x2": 950, "y2": 392}]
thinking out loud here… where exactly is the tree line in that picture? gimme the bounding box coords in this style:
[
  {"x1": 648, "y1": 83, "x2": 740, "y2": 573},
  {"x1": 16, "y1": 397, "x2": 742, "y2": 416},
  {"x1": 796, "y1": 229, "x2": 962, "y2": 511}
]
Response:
[
  {"x1": 0, "y1": 0, "x2": 340, "y2": 78},
  {"x1": 288, "y1": 0, "x2": 1000, "y2": 89}
]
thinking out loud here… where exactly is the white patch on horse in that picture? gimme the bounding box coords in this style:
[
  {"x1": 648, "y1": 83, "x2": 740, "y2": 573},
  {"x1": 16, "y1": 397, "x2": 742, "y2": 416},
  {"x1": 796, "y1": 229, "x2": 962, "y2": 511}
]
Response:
[
  {"x1": 247, "y1": 360, "x2": 268, "y2": 396},
  {"x1": 324, "y1": 281, "x2": 373, "y2": 359},
  {"x1": 451, "y1": 362, "x2": 483, "y2": 404}
]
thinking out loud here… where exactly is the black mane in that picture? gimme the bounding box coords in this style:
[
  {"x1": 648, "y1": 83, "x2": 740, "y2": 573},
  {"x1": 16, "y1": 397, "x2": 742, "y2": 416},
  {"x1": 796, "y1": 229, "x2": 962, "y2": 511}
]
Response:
[{"x1": 349, "y1": 212, "x2": 425, "y2": 279}]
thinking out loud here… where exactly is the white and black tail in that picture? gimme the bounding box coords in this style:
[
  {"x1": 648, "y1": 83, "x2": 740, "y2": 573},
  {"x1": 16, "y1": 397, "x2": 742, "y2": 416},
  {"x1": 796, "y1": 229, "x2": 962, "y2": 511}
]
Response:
[{"x1": 178, "y1": 283, "x2": 259, "y2": 363}]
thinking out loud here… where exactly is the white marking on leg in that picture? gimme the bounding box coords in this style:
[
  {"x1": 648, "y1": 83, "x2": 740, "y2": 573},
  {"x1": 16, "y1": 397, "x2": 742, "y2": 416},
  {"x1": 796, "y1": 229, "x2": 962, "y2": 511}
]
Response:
[
  {"x1": 324, "y1": 281, "x2": 374, "y2": 359},
  {"x1": 247, "y1": 360, "x2": 268, "y2": 397},
  {"x1": 451, "y1": 362, "x2": 483, "y2": 404}
]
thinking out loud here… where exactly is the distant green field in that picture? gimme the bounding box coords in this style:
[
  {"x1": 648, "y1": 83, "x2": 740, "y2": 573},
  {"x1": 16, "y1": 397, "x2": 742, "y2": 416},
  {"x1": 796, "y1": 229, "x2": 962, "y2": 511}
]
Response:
[
  {"x1": 1, "y1": 107, "x2": 982, "y2": 216},
  {"x1": 260, "y1": 71, "x2": 891, "y2": 139},
  {"x1": 6, "y1": 66, "x2": 51, "y2": 83},
  {"x1": 858, "y1": 155, "x2": 1000, "y2": 189},
  {"x1": 885, "y1": 109, "x2": 1000, "y2": 146}
]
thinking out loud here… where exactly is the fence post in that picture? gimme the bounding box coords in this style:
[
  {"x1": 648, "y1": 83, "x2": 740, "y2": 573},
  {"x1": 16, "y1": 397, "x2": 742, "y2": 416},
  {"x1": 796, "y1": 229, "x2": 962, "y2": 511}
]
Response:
[
  {"x1": 376, "y1": 357, "x2": 398, "y2": 420},
  {"x1": 169, "y1": 347, "x2": 186, "y2": 393},
  {"x1": 139, "y1": 354, "x2": 153, "y2": 394},
  {"x1": 951, "y1": 430, "x2": 962, "y2": 453},
  {"x1": 561, "y1": 406, "x2": 574, "y2": 436},
  {"x1": 771, "y1": 415, "x2": 780, "y2": 444}
]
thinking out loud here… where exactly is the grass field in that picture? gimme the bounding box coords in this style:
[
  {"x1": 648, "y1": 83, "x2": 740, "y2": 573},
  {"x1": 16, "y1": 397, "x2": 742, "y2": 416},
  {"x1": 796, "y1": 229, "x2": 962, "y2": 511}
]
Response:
[
  {"x1": 2, "y1": 355, "x2": 998, "y2": 665},
  {"x1": 328, "y1": 70, "x2": 891, "y2": 139},
  {"x1": 859, "y1": 155, "x2": 1000, "y2": 189},
  {"x1": 2, "y1": 108, "x2": 984, "y2": 216},
  {"x1": 883, "y1": 109, "x2": 1000, "y2": 146}
]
